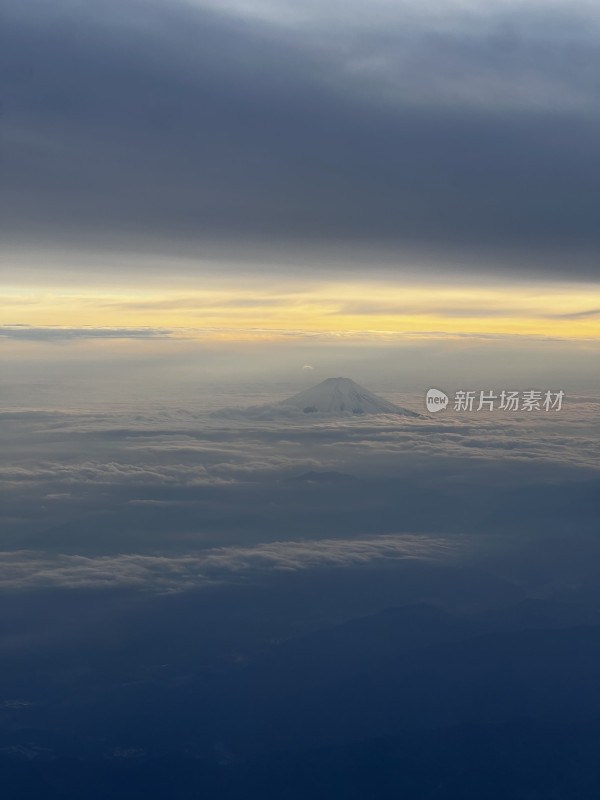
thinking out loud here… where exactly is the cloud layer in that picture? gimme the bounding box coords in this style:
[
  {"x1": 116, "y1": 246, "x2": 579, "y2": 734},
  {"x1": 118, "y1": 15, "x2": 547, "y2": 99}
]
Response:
[
  {"x1": 2, "y1": 0, "x2": 599, "y2": 277},
  {"x1": 0, "y1": 534, "x2": 463, "y2": 592}
]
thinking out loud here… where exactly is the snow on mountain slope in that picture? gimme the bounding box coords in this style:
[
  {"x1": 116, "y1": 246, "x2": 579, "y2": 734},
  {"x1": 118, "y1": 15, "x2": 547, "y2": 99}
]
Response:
[{"x1": 280, "y1": 377, "x2": 419, "y2": 416}]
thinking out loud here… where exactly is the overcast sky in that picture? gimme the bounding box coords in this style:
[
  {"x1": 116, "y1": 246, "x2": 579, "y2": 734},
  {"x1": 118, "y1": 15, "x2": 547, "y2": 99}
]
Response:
[{"x1": 2, "y1": 0, "x2": 599, "y2": 282}]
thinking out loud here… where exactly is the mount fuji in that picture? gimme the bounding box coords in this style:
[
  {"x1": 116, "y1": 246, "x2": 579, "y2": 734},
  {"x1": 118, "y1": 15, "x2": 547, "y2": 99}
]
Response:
[
  {"x1": 212, "y1": 377, "x2": 419, "y2": 419},
  {"x1": 280, "y1": 377, "x2": 419, "y2": 416}
]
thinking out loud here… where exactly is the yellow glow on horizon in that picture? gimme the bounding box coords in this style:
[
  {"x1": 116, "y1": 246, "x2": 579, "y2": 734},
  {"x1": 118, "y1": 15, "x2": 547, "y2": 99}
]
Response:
[{"x1": 2, "y1": 279, "x2": 600, "y2": 341}]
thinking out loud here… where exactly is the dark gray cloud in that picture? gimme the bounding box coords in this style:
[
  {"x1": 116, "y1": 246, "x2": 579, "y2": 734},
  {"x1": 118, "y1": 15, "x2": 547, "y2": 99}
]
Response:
[
  {"x1": 0, "y1": 325, "x2": 174, "y2": 340},
  {"x1": 1, "y1": 0, "x2": 599, "y2": 277},
  {"x1": 550, "y1": 308, "x2": 600, "y2": 319}
]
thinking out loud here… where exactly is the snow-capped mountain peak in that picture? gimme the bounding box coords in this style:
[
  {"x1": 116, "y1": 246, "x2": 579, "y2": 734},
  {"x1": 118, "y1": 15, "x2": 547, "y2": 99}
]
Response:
[{"x1": 280, "y1": 377, "x2": 418, "y2": 416}]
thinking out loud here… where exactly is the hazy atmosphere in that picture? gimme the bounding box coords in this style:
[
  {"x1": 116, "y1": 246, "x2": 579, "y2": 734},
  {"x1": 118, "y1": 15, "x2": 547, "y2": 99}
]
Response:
[{"x1": 1, "y1": 1, "x2": 600, "y2": 797}]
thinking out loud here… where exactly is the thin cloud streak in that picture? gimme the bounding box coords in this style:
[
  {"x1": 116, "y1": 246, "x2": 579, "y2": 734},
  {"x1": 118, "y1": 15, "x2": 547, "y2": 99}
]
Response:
[{"x1": 0, "y1": 535, "x2": 465, "y2": 592}]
